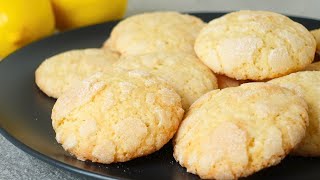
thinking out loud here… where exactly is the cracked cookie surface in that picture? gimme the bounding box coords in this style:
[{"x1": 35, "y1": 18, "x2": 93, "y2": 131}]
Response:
[
  {"x1": 173, "y1": 83, "x2": 308, "y2": 179},
  {"x1": 113, "y1": 52, "x2": 218, "y2": 109},
  {"x1": 104, "y1": 11, "x2": 205, "y2": 55},
  {"x1": 269, "y1": 71, "x2": 320, "y2": 156},
  {"x1": 195, "y1": 10, "x2": 316, "y2": 80},
  {"x1": 35, "y1": 48, "x2": 119, "y2": 98},
  {"x1": 52, "y1": 71, "x2": 184, "y2": 163}
]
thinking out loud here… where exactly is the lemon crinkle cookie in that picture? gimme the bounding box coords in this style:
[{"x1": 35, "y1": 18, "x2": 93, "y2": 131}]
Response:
[
  {"x1": 35, "y1": 48, "x2": 119, "y2": 98},
  {"x1": 173, "y1": 83, "x2": 308, "y2": 179},
  {"x1": 52, "y1": 71, "x2": 184, "y2": 163},
  {"x1": 104, "y1": 11, "x2": 205, "y2": 55},
  {"x1": 269, "y1": 71, "x2": 320, "y2": 156},
  {"x1": 216, "y1": 74, "x2": 246, "y2": 89},
  {"x1": 113, "y1": 52, "x2": 218, "y2": 109},
  {"x1": 195, "y1": 10, "x2": 316, "y2": 80},
  {"x1": 311, "y1": 28, "x2": 320, "y2": 52},
  {"x1": 305, "y1": 61, "x2": 320, "y2": 71}
]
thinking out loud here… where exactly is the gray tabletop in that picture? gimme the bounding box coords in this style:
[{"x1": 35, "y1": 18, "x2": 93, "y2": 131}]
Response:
[{"x1": 1, "y1": 0, "x2": 319, "y2": 179}]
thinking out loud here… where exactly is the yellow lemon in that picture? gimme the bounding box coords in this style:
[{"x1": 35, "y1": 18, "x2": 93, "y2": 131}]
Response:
[
  {"x1": 0, "y1": 0, "x2": 55, "y2": 59},
  {"x1": 51, "y1": 0, "x2": 127, "y2": 31}
]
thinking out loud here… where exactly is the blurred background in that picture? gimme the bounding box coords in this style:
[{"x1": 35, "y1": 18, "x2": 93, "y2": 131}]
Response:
[{"x1": 128, "y1": 0, "x2": 320, "y2": 18}]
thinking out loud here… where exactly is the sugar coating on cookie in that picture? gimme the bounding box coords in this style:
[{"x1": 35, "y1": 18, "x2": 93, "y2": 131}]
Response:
[
  {"x1": 113, "y1": 52, "x2": 218, "y2": 109},
  {"x1": 216, "y1": 74, "x2": 247, "y2": 89},
  {"x1": 35, "y1": 48, "x2": 119, "y2": 98},
  {"x1": 104, "y1": 11, "x2": 205, "y2": 55},
  {"x1": 173, "y1": 83, "x2": 308, "y2": 179},
  {"x1": 195, "y1": 10, "x2": 316, "y2": 80},
  {"x1": 304, "y1": 61, "x2": 320, "y2": 71},
  {"x1": 52, "y1": 71, "x2": 184, "y2": 163},
  {"x1": 269, "y1": 71, "x2": 320, "y2": 156},
  {"x1": 311, "y1": 28, "x2": 320, "y2": 52}
]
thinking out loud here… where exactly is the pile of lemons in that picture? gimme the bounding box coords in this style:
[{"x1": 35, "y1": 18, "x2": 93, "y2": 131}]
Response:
[{"x1": 0, "y1": 0, "x2": 127, "y2": 59}]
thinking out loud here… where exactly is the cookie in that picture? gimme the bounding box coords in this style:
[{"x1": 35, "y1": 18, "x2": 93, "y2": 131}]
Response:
[
  {"x1": 173, "y1": 83, "x2": 308, "y2": 179},
  {"x1": 216, "y1": 74, "x2": 246, "y2": 89},
  {"x1": 305, "y1": 61, "x2": 320, "y2": 71},
  {"x1": 195, "y1": 10, "x2": 316, "y2": 80},
  {"x1": 269, "y1": 71, "x2": 320, "y2": 156},
  {"x1": 113, "y1": 52, "x2": 218, "y2": 109},
  {"x1": 52, "y1": 71, "x2": 184, "y2": 163},
  {"x1": 311, "y1": 28, "x2": 320, "y2": 52},
  {"x1": 35, "y1": 48, "x2": 119, "y2": 98},
  {"x1": 104, "y1": 11, "x2": 205, "y2": 55}
]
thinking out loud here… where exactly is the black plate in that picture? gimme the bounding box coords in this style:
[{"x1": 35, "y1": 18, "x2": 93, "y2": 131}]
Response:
[{"x1": 1, "y1": 13, "x2": 320, "y2": 180}]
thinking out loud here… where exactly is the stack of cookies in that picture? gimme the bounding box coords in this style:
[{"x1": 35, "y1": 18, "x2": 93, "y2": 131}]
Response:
[{"x1": 35, "y1": 10, "x2": 320, "y2": 180}]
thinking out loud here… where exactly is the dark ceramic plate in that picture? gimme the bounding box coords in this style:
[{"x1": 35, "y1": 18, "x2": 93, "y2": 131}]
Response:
[{"x1": 1, "y1": 13, "x2": 320, "y2": 180}]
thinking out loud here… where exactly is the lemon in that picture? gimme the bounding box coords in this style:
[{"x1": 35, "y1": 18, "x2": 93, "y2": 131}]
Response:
[
  {"x1": 0, "y1": 0, "x2": 55, "y2": 59},
  {"x1": 51, "y1": 0, "x2": 127, "y2": 31}
]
